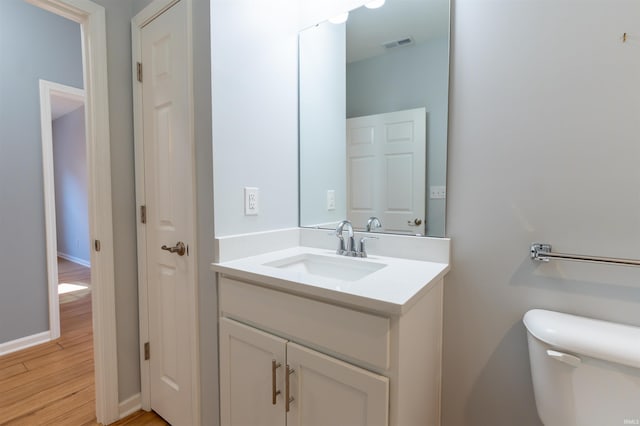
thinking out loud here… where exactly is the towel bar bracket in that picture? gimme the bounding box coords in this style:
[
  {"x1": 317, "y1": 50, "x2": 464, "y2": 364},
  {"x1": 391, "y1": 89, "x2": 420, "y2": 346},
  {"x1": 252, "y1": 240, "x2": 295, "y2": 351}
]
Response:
[{"x1": 531, "y1": 243, "x2": 552, "y2": 262}]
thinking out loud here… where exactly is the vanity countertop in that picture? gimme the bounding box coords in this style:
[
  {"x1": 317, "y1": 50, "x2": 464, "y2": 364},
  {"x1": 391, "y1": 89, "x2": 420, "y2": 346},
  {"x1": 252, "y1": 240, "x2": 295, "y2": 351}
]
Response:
[{"x1": 211, "y1": 246, "x2": 449, "y2": 315}]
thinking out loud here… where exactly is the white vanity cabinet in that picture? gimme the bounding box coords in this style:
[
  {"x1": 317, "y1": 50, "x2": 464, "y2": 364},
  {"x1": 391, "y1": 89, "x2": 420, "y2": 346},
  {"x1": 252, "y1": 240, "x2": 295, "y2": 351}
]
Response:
[
  {"x1": 220, "y1": 318, "x2": 389, "y2": 426},
  {"x1": 217, "y1": 274, "x2": 444, "y2": 426}
]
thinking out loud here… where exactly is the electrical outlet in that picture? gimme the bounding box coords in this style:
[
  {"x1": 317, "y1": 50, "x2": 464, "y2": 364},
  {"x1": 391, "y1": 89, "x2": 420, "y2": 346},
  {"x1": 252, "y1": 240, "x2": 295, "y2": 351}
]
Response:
[
  {"x1": 244, "y1": 187, "x2": 259, "y2": 215},
  {"x1": 327, "y1": 190, "x2": 336, "y2": 210},
  {"x1": 430, "y1": 186, "x2": 446, "y2": 199}
]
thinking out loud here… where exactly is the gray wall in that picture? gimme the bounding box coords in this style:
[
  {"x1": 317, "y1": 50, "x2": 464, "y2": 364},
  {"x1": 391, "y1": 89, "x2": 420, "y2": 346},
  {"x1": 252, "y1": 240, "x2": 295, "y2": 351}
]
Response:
[
  {"x1": 443, "y1": 0, "x2": 640, "y2": 425},
  {"x1": 91, "y1": 0, "x2": 143, "y2": 401},
  {"x1": 53, "y1": 107, "x2": 90, "y2": 264},
  {"x1": 190, "y1": 0, "x2": 216, "y2": 423},
  {"x1": 0, "y1": 0, "x2": 82, "y2": 344},
  {"x1": 0, "y1": 0, "x2": 151, "y2": 403},
  {"x1": 347, "y1": 37, "x2": 449, "y2": 237}
]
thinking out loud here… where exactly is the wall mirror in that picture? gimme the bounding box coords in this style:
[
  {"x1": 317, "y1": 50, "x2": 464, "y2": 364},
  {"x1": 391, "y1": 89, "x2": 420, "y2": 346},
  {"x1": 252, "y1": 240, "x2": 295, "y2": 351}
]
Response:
[{"x1": 299, "y1": 0, "x2": 450, "y2": 237}]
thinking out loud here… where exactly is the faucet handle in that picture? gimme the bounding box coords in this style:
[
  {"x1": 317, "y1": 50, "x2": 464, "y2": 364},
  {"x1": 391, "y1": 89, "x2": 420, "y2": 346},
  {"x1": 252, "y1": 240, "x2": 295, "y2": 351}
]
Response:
[{"x1": 358, "y1": 236, "x2": 379, "y2": 257}]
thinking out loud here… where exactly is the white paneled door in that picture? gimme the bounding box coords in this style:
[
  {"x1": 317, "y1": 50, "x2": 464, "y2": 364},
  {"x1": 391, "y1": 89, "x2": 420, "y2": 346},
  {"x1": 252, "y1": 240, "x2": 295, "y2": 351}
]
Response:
[
  {"x1": 140, "y1": 1, "x2": 196, "y2": 424},
  {"x1": 347, "y1": 108, "x2": 426, "y2": 234}
]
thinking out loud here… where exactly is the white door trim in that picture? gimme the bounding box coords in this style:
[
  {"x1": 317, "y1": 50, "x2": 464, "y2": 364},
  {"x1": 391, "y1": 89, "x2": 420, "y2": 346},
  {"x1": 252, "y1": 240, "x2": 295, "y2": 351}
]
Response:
[
  {"x1": 39, "y1": 79, "x2": 85, "y2": 342},
  {"x1": 132, "y1": 0, "x2": 201, "y2": 422},
  {"x1": 26, "y1": 0, "x2": 120, "y2": 423}
]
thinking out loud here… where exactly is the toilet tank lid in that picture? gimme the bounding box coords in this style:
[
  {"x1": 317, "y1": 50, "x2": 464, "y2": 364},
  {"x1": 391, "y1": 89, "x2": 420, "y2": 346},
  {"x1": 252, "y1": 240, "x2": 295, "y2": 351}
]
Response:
[{"x1": 523, "y1": 309, "x2": 640, "y2": 369}]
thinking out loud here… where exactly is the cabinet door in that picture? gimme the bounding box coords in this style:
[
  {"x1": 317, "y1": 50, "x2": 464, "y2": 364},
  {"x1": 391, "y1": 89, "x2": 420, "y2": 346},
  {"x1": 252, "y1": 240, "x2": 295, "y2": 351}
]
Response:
[
  {"x1": 286, "y1": 342, "x2": 389, "y2": 426},
  {"x1": 219, "y1": 318, "x2": 287, "y2": 426}
]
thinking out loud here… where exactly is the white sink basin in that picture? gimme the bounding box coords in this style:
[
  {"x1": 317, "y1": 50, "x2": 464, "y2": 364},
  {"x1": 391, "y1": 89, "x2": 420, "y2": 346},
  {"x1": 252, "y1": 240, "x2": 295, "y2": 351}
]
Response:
[{"x1": 263, "y1": 253, "x2": 386, "y2": 281}]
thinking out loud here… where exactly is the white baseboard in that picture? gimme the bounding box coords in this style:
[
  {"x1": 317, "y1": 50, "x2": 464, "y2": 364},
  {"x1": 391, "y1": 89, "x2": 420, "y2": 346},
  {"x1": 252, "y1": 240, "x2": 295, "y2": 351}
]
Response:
[
  {"x1": 119, "y1": 393, "x2": 142, "y2": 419},
  {"x1": 0, "y1": 331, "x2": 52, "y2": 357},
  {"x1": 57, "y1": 252, "x2": 91, "y2": 268}
]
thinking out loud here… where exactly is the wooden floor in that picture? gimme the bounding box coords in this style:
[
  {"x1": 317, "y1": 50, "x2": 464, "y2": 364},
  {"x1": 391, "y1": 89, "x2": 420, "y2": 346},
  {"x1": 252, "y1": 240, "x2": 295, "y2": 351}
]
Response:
[{"x1": 0, "y1": 259, "x2": 168, "y2": 425}]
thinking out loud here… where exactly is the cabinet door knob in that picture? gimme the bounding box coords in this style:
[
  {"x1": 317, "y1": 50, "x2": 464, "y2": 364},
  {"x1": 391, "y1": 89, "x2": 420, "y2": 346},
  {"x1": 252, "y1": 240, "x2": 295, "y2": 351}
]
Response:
[
  {"x1": 285, "y1": 364, "x2": 295, "y2": 412},
  {"x1": 272, "y1": 360, "x2": 281, "y2": 405}
]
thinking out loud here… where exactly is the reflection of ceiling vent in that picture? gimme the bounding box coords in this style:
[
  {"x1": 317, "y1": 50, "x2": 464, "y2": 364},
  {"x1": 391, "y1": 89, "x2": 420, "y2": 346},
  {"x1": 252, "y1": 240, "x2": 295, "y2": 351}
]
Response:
[{"x1": 382, "y1": 36, "x2": 414, "y2": 49}]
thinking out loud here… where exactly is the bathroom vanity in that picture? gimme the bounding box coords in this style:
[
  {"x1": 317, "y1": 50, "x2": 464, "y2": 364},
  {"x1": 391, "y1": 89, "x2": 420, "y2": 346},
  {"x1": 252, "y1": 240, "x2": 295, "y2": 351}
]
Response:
[{"x1": 212, "y1": 230, "x2": 450, "y2": 426}]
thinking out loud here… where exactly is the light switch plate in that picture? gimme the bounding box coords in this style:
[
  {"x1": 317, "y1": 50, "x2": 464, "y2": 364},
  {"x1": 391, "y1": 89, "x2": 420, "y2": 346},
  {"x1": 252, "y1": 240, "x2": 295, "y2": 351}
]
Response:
[
  {"x1": 327, "y1": 190, "x2": 336, "y2": 210},
  {"x1": 430, "y1": 186, "x2": 446, "y2": 199},
  {"x1": 244, "y1": 187, "x2": 259, "y2": 215}
]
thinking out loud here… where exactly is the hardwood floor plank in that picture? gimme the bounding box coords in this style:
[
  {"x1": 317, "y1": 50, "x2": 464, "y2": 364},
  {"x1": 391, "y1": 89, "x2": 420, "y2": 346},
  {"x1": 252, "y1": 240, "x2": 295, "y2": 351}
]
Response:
[
  {"x1": 0, "y1": 359, "x2": 94, "y2": 408},
  {"x1": 6, "y1": 384, "x2": 95, "y2": 426},
  {"x1": 0, "y1": 341, "x2": 63, "y2": 371},
  {"x1": 0, "y1": 373, "x2": 94, "y2": 423},
  {"x1": 101, "y1": 410, "x2": 170, "y2": 426},
  {"x1": 57, "y1": 330, "x2": 93, "y2": 349},
  {"x1": 0, "y1": 259, "x2": 167, "y2": 425},
  {"x1": 48, "y1": 400, "x2": 97, "y2": 426},
  {"x1": 23, "y1": 340, "x2": 92, "y2": 371},
  {"x1": 0, "y1": 363, "x2": 27, "y2": 382}
]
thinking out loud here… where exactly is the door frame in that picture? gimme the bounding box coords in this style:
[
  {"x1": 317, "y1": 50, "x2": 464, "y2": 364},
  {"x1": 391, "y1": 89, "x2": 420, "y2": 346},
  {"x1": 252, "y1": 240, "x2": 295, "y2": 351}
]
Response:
[
  {"x1": 132, "y1": 0, "x2": 201, "y2": 421},
  {"x1": 26, "y1": 0, "x2": 120, "y2": 423},
  {"x1": 39, "y1": 79, "x2": 85, "y2": 341}
]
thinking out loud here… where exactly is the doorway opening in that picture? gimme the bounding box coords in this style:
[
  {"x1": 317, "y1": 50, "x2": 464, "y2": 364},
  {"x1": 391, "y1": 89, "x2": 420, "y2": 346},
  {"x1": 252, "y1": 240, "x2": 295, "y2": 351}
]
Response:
[
  {"x1": 41, "y1": 80, "x2": 88, "y2": 340},
  {"x1": 31, "y1": 0, "x2": 121, "y2": 421},
  {"x1": 47, "y1": 88, "x2": 94, "y2": 363}
]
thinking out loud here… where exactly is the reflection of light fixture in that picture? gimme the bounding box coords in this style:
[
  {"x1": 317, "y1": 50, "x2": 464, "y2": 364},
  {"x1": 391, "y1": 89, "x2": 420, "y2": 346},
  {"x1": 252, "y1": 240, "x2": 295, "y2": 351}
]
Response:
[
  {"x1": 328, "y1": 11, "x2": 349, "y2": 24},
  {"x1": 365, "y1": 0, "x2": 385, "y2": 9}
]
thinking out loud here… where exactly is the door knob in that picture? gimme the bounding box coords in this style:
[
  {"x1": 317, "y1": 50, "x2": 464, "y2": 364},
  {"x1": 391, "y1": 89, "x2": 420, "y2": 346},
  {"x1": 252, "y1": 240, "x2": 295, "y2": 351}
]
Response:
[
  {"x1": 161, "y1": 241, "x2": 186, "y2": 256},
  {"x1": 408, "y1": 218, "x2": 423, "y2": 226}
]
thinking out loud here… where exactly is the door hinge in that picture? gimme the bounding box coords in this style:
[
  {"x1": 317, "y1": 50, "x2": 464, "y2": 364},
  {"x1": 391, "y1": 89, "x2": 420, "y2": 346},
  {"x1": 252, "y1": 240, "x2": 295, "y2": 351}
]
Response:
[
  {"x1": 137, "y1": 62, "x2": 143, "y2": 82},
  {"x1": 140, "y1": 205, "x2": 146, "y2": 224},
  {"x1": 94, "y1": 239, "x2": 101, "y2": 252},
  {"x1": 144, "y1": 342, "x2": 150, "y2": 360}
]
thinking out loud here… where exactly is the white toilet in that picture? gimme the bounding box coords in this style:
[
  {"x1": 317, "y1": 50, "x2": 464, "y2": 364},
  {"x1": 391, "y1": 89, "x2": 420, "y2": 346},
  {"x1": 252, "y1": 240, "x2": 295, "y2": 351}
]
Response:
[{"x1": 523, "y1": 309, "x2": 640, "y2": 426}]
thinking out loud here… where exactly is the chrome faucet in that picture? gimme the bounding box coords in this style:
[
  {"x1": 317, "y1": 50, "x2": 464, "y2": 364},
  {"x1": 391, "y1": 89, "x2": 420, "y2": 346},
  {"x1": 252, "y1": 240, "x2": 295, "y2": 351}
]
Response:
[
  {"x1": 366, "y1": 217, "x2": 382, "y2": 232},
  {"x1": 335, "y1": 220, "x2": 355, "y2": 255},
  {"x1": 333, "y1": 220, "x2": 378, "y2": 258}
]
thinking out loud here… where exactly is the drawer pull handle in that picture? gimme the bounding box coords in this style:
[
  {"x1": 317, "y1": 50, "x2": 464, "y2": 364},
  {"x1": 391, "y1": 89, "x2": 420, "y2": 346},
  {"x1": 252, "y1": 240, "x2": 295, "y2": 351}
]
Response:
[
  {"x1": 272, "y1": 360, "x2": 281, "y2": 405},
  {"x1": 286, "y1": 364, "x2": 295, "y2": 412}
]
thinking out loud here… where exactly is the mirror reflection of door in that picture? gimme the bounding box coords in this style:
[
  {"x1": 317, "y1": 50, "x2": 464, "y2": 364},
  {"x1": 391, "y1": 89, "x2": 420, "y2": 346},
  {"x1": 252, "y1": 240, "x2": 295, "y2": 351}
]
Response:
[
  {"x1": 298, "y1": 0, "x2": 450, "y2": 237},
  {"x1": 347, "y1": 108, "x2": 426, "y2": 234}
]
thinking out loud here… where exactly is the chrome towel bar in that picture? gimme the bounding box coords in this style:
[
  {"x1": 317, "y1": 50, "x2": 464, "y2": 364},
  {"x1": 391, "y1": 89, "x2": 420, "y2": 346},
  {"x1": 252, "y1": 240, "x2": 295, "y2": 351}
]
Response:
[{"x1": 530, "y1": 243, "x2": 640, "y2": 267}]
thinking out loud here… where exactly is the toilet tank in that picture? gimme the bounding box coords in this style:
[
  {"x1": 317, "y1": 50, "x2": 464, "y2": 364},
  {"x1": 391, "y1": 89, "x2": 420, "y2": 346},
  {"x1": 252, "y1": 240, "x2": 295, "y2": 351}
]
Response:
[{"x1": 523, "y1": 309, "x2": 640, "y2": 426}]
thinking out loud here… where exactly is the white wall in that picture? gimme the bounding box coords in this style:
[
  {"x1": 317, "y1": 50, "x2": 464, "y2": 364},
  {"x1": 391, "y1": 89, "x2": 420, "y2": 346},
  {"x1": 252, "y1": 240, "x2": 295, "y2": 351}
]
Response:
[
  {"x1": 212, "y1": 0, "x2": 299, "y2": 237},
  {"x1": 53, "y1": 106, "x2": 90, "y2": 264},
  {"x1": 443, "y1": 1, "x2": 640, "y2": 425},
  {"x1": 299, "y1": 22, "x2": 347, "y2": 227}
]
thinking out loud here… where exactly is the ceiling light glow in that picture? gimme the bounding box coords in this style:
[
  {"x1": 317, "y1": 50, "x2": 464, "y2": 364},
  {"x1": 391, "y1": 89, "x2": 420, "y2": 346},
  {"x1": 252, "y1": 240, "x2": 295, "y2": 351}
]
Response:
[
  {"x1": 365, "y1": 0, "x2": 385, "y2": 9},
  {"x1": 328, "y1": 12, "x2": 349, "y2": 24}
]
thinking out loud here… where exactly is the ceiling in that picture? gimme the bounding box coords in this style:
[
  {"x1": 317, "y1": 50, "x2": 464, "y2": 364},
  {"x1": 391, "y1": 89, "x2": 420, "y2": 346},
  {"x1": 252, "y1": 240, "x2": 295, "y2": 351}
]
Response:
[
  {"x1": 51, "y1": 94, "x2": 84, "y2": 120},
  {"x1": 346, "y1": 0, "x2": 449, "y2": 63}
]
